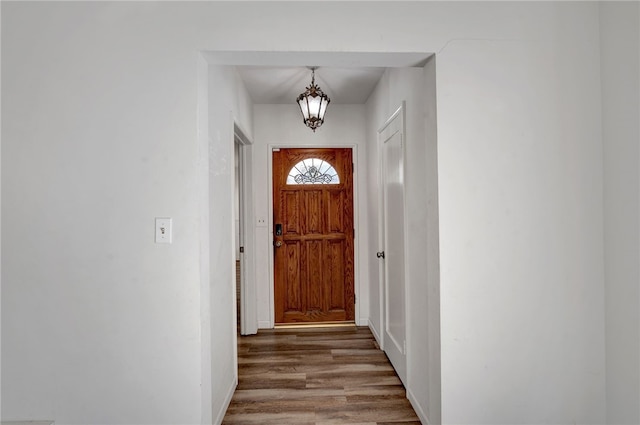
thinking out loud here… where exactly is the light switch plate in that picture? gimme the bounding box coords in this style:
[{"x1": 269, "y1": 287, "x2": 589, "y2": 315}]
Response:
[{"x1": 155, "y1": 218, "x2": 172, "y2": 244}]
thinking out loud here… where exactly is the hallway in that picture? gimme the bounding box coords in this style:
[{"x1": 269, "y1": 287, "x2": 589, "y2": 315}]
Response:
[{"x1": 222, "y1": 326, "x2": 420, "y2": 424}]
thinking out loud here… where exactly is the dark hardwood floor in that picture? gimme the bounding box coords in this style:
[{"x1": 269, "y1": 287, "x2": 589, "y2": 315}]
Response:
[{"x1": 222, "y1": 325, "x2": 421, "y2": 425}]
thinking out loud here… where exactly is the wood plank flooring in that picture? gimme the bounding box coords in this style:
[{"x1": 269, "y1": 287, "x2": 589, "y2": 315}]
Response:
[{"x1": 222, "y1": 326, "x2": 421, "y2": 425}]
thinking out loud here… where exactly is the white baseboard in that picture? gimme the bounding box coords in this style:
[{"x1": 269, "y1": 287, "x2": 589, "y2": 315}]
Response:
[
  {"x1": 258, "y1": 320, "x2": 272, "y2": 329},
  {"x1": 368, "y1": 319, "x2": 382, "y2": 348},
  {"x1": 407, "y1": 387, "x2": 430, "y2": 425},
  {"x1": 213, "y1": 375, "x2": 236, "y2": 425}
]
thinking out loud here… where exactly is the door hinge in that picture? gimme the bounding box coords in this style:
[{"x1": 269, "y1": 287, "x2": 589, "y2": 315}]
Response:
[
  {"x1": 354, "y1": 294, "x2": 356, "y2": 304},
  {"x1": 239, "y1": 246, "x2": 244, "y2": 253},
  {"x1": 352, "y1": 162, "x2": 354, "y2": 173}
]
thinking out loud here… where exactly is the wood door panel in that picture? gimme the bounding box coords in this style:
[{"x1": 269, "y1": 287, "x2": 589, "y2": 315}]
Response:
[
  {"x1": 284, "y1": 241, "x2": 301, "y2": 312},
  {"x1": 304, "y1": 190, "x2": 323, "y2": 234},
  {"x1": 327, "y1": 190, "x2": 345, "y2": 233},
  {"x1": 274, "y1": 148, "x2": 354, "y2": 324},
  {"x1": 305, "y1": 239, "x2": 324, "y2": 311},
  {"x1": 283, "y1": 192, "x2": 300, "y2": 235},
  {"x1": 327, "y1": 239, "x2": 346, "y2": 310}
]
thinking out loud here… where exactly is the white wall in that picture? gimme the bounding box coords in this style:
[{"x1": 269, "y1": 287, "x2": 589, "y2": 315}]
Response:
[
  {"x1": 2, "y1": 3, "x2": 205, "y2": 423},
  {"x1": 0, "y1": 4, "x2": 258, "y2": 424},
  {"x1": 1, "y1": 2, "x2": 632, "y2": 424},
  {"x1": 252, "y1": 104, "x2": 369, "y2": 327},
  {"x1": 437, "y1": 4, "x2": 606, "y2": 423},
  {"x1": 206, "y1": 65, "x2": 253, "y2": 423},
  {"x1": 600, "y1": 2, "x2": 640, "y2": 424},
  {"x1": 1, "y1": 2, "x2": 3, "y2": 417},
  {"x1": 365, "y1": 65, "x2": 441, "y2": 424},
  {"x1": 196, "y1": 54, "x2": 212, "y2": 425},
  {"x1": 364, "y1": 74, "x2": 387, "y2": 347},
  {"x1": 421, "y1": 57, "x2": 441, "y2": 425}
]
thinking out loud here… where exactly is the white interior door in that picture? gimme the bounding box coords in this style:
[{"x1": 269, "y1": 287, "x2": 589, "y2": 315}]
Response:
[{"x1": 379, "y1": 104, "x2": 407, "y2": 386}]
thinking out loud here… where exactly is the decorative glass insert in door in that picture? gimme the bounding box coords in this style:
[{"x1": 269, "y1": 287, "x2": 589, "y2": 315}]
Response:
[{"x1": 286, "y1": 158, "x2": 340, "y2": 184}]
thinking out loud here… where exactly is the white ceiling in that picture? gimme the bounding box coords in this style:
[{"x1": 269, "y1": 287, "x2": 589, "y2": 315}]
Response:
[
  {"x1": 204, "y1": 51, "x2": 433, "y2": 105},
  {"x1": 235, "y1": 66, "x2": 386, "y2": 104}
]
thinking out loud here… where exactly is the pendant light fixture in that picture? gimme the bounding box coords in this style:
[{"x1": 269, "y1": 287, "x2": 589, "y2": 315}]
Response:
[{"x1": 296, "y1": 67, "x2": 330, "y2": 132}]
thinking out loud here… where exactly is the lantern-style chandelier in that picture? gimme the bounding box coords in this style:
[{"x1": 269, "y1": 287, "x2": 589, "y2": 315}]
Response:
[{"x1": 296, "y1": 67, "x2": 330, "y2": 132}]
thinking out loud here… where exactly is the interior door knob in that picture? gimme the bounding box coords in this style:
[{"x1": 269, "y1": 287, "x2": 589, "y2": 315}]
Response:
[{"x1": 275, "y1": 240, "x2": 283, "y2": 247}]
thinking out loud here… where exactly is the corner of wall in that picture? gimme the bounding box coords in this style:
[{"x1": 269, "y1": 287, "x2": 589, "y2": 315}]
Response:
[
  {"x1": 368, "y1": 319, "x2": 383, "y2": 348},
  {"x1": 407, "y1": 387, "x2": 431, "y2": 425},
  {"x1": 197, "y1": 52, "x2": 213, "y2": 425},
  {"x1": 212, "y1": 375, "x2": 236, "y2": 425},
  {"x1": 599, "y1": 2, "x2": 640, "y2": 424}
]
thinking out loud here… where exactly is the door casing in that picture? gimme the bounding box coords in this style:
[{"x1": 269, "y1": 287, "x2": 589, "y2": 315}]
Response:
[{"x1": 234, "y1": 121, "x2": 257, "y2": 336}]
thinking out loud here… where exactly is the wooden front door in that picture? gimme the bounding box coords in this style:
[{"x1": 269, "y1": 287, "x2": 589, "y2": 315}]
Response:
[{"x1": 273, "y1": 148, "x2": 355, "y2": 324}]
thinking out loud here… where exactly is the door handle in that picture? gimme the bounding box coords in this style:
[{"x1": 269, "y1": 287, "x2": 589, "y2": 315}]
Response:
[
  {"x1": 376, "y1": 251, "x2": 385, "y2": 259},
  {"x1": 275, "y1": 240, "x2": 283, "y2": 248}
]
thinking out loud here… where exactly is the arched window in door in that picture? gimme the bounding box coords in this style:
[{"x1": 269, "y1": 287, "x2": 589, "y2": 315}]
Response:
[{"x1": 286, "y1": 158, "x2": 340, "y2": 185}]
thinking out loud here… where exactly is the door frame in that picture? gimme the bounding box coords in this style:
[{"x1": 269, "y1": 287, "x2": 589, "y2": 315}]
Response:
[
  {"x1": 267, "y1": 144, "x2": 361, "y2": 328},
  {"x1": 233, "y1": 120, "x2": 257, "y2": 336}
]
